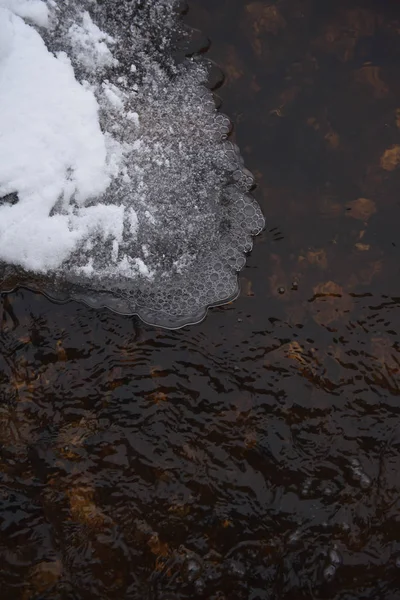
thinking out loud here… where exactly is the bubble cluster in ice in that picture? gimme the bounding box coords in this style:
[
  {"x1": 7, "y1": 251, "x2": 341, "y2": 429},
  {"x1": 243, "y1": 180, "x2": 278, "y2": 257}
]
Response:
[{"x1": 0, "y1": 0, "x2": 265, "y2": 328}]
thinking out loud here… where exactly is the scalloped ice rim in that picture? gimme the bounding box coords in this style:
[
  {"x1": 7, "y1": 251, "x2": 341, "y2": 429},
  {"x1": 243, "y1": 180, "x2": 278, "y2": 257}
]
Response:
[
  {"x1": 0, "y1": 1, "x2": 265, "y2": 329},
  {"x1": 0, "y1": 278, "x2": 241, "y2": 329}
]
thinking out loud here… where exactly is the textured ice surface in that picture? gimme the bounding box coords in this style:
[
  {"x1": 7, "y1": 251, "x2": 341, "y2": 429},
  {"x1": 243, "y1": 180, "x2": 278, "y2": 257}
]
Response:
[{"x1": 0, "y1": 0, "x2": 265, "y2": 328}]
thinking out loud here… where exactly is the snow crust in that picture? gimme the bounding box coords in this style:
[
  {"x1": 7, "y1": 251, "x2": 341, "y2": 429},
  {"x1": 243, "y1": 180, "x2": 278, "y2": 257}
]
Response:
[{"x1": 0, "y1": 1, "x2": 138, "y2": 275}]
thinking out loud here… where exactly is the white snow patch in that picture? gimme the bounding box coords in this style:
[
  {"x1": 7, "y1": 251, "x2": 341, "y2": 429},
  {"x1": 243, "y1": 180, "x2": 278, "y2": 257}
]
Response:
[
  {"x1": 68, "y1": 10, "x2": 117, "y2": 71},
  {"x1": 128, "y1": 208, "x2": 139, "y2": 236},
  {"x1": 133, "y1": 257, "x2": 152, "y2": 278},
  {"x1": 0, "y1": 0, "x2": 49, "y2": 28},
  {"x1": 126, "y1": 111, "x2": 140, "y2": 128},
  {"x1": 102, "y1": 80, "x2": 126, "y2": 110},
  {"x1": 0, "y1": 6, "x2": 118, "y2": 272},
  {"x1": 145, "y1": 210, "x2": 156, "y2": 225}
]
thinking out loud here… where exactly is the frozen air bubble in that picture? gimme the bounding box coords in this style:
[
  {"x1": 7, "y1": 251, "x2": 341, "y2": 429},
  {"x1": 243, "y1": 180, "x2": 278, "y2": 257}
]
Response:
[
  {"x1": 182, "y1": 556, "x2": 203, "y2": 583},
  {"x1": 323, "y1": 564, "x2": 336, "y2": 582},
  {"x1": 301, "y1": 477, "x2": 312, "y2": 497},
  {"x1": 359, "y1": 473, "x2": 371, "y2": 489},
  {"x1": 194, "y1": 578, "x2": 205, "y2": 595},
  {"x1": 226, "y1": 559, "x2": 246, "y2": 579},
  {"x1": 328, "y1": 548, "x2": 342, "y2": 566},
  {"x1": 349, "y1": 458, "x2": 371, "y2": 489}
]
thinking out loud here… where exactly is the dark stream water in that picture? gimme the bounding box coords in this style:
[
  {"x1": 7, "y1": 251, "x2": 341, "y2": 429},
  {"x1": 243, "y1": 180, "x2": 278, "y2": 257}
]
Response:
[{"x1": 1, "y1": 0, "x2": 400, "y2": 598}]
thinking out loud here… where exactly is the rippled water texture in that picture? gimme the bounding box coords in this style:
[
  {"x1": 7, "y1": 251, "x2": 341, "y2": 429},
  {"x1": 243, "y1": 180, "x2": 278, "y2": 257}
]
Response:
[{"x1": 1, "y1": 0, "x2": 400, "y2": 598}]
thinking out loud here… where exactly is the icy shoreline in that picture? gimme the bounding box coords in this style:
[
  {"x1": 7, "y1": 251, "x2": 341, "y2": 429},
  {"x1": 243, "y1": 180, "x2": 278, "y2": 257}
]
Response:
[{"x1": 0, "y1": 0, "x2": 265, "y2": 327}]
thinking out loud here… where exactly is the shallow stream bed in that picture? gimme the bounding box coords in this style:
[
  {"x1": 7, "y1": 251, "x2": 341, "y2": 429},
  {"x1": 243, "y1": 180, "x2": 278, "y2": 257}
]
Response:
[{"x1": 1, "y1": 0, "x2": 400, "y2": 598}]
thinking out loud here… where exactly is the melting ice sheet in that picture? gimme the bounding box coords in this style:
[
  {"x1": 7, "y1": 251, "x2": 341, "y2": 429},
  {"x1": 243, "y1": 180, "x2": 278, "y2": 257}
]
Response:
[{"x1": 0, "y1": 0, "x2": 265, "y2": 328}]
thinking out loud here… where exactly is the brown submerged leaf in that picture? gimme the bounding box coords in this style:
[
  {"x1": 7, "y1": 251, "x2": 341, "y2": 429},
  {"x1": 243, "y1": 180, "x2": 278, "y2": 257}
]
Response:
[
  {"x1": 243, "y1": 278, "x2": 254, "y2": 297},
  {"x1": 310, "y1": 282, "x2": 353, "y2": 326},
  {"x1": 246, "y1": 3, "x2": 286, "y2": 35},
  {"x1": 221, "y1": 518, "x2": 233, "y2": 528},
  {"x1": 224, "y1": 45, "x2": 244, "y2": 83},
  {"x1": 148, "y1": 391, "x2": 168, "y2": 404},
  {"x1": 313, "y1": 281, "x2": 343, "y2": 297},
  {"x1": 23, "y1": 560, "x2": 63, "y2": 600},
  {"x1": 355, "y1": 65, "x2": 388, "y2": 98},
  {"x1": 286, "y1": 341, "x2": 308, "y2": 366},
  {"x1": 148, "y1": 533, "x2": 170, "y2": 558},
  {"x1": 325, "y1": 131, "x2": 340, "y2": 149},
  {"x1": 67, "y1": 486, "x2": 109, "y2": 528},
  {"x1": 346, "y1": 198, "x2": 377, "y2": 221},
  {"x1": 355, "y1": 243, "x2": 370, "y2": 251},
  {"x1": 371, "y1": 337, "x2": 400, "y2": 373},
  {"x1": 56, "y1": 339, "x2": 67, "y2": 361},
  {"x1": 357, "y1": 260, "x2": 383, "y2": 285},
  {"x1": 307, "y1": 249, "x2": 328, "y2": 269},
  {"x1": 381, "y1": 145, "x2": 400, "y2": 171}
]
